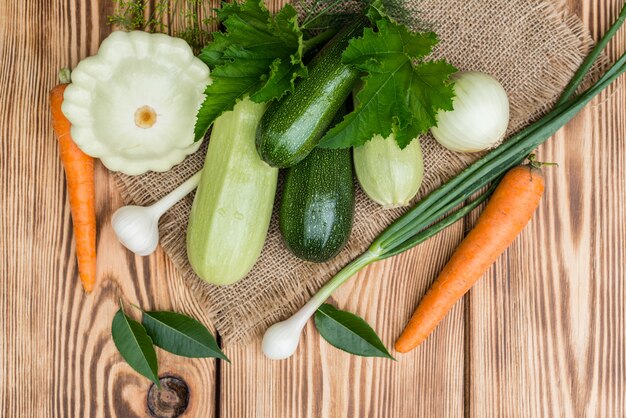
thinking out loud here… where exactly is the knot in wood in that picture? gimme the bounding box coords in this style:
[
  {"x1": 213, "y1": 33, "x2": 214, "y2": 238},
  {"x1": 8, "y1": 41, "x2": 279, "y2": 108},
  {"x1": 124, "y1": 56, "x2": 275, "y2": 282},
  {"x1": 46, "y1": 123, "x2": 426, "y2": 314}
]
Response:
[{"x1": 147, "y1": 376, "x2": 190, "y2": 418}]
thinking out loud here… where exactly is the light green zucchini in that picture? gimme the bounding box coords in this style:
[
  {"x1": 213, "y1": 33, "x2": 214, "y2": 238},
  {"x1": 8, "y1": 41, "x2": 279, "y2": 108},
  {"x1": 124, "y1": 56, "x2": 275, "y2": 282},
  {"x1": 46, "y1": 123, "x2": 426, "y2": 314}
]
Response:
[
  {"x1": 187, "y1": 98, "x2": 278, "y2": 285},
  {"x1": 354, "y1": 134, "x2": 424, "y2": 208}
]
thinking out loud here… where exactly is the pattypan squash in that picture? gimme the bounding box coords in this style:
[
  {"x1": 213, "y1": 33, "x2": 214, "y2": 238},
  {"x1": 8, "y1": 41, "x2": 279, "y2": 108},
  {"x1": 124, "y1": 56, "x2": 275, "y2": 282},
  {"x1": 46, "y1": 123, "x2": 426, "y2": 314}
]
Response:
[{"x1": 62, "y1": 31, "x2": 211, "y2": 175}]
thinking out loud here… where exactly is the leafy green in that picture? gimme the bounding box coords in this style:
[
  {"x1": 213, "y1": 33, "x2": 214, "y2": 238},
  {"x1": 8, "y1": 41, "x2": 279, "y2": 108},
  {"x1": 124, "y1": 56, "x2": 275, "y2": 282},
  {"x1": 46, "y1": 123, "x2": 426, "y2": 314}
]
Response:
[
  {"x1": 314, "y1": 304, "x2": 394, "y2": 359},
  {"x1": 319, "y1": 10, "x2": 456, "y2": 149},
  {"x1": 111, "y1": 307, "x2": 160, "y2": 387},
  {"x1": 142, "y1": 311, "x2": 229, "y2": 362},
  {"x1": 194, "y1": 0, "x2": 307, "y2": 140}
]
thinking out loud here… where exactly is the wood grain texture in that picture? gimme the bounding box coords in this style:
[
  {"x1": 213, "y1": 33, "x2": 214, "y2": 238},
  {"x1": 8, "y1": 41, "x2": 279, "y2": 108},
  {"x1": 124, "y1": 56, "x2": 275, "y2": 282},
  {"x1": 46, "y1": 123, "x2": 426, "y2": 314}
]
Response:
[
  {"x1": 221, "y1": 230, "x2": 467, "y2": 418},
  {"x1": 466, "y1": 1, "x2": 626, "y2": 417},
  {"x1": 1, "y1": 0, "x2": 625, "y2": 417},
  {"x1": 0, "y1": 1, "x2": 216, "y2": 417}
]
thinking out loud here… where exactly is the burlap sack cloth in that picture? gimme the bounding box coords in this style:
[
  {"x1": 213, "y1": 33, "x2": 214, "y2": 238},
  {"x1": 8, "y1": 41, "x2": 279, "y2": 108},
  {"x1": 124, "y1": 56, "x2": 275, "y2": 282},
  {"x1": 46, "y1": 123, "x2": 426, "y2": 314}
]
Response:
[{"x1": 115, "y1": 0, "x2": 599, "y2": 343}]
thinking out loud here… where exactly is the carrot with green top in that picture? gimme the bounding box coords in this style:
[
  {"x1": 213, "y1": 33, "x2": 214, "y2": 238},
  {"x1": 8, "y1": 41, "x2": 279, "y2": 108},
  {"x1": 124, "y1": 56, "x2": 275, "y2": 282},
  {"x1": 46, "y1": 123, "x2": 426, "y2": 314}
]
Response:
[
  {"x1": 395, "y1": 162, "x2": 546, "y2": 353},
  {"x1": 50, "y1": 69, "x2": 97, "y2": 293}
]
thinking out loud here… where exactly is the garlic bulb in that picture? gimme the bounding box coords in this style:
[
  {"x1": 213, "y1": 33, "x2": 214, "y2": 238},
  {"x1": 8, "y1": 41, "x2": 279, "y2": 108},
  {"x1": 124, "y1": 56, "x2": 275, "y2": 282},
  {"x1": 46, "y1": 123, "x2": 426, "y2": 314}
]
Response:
[
  {"x1": 431, "y1": 71, "x2": 510, "y2": 153},
  {"x1": 112, "y1": 172, "x2": 201, "y2": 256},
  {"x1": 112, "y1": 205, "x2": 161, "y2": 256},
  {"x1": 62, "y1": 31, "x2": 211, "y2": 175}
]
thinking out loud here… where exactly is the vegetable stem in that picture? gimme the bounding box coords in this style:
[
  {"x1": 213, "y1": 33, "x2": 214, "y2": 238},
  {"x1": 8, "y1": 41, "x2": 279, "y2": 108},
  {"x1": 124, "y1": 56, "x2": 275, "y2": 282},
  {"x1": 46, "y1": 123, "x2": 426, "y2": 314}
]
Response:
[
  {"x1": 301, "y1": 0, "x2": 345, "y2": 29},
  {"x1": 150, "y1": 171, "x2": 201, "y2": 216},
  {"x1": 58, "y1": 68, "x2": 71, "y2": 84},
  {"x1": 308, "y1": 251, "x2": 381, "y2": 307},
  {"x1": 285, "y1": 251, "x2": 381, "y2": 329},
  {"x1": 302, "y1": 27, "x2": 341, "y2": 53},
  {"x1": 380, "y1": 182, "x2": 499, "y2": 258},
  {"x1": 557, "y1": 2, "x2": 626, "y2": 105}
]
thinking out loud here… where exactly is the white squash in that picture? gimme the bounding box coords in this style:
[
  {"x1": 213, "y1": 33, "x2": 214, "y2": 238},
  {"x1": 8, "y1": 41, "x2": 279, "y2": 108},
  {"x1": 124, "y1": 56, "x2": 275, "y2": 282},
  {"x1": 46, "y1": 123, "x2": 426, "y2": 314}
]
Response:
[{"x1": 61, "y1": 31, "x2": 211, "y2": 175}]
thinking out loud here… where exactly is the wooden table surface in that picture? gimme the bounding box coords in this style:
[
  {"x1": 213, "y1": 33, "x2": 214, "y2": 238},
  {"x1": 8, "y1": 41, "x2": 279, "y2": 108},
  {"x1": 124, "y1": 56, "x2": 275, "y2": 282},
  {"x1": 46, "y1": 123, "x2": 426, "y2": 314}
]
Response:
[{"x1": 2, "y1": 0, "x2": 625, "y2": 417}]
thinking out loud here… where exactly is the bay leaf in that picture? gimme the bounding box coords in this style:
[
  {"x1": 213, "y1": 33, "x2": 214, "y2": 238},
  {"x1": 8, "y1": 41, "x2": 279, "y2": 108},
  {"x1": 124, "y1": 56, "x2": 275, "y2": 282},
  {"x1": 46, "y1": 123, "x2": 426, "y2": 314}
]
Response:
[
  {"x1": 111, "y1": 308, "x2": 160, "y2": 386},
  {"x1": 314, "y1": 304, "x2": 394, "y2": 359},
  {"x1": 142, "y1": 311, "x2": 229, "y2": 362}
]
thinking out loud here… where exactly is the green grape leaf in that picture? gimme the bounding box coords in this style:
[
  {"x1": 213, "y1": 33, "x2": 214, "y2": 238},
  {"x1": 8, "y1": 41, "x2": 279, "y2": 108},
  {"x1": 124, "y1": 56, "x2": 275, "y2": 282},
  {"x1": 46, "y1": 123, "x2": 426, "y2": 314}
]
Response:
[
  {"x1": 319, "y1": 17, "x2": 456, "y2": 149},
  {"x1": 194, "y1": 0, "x2": 306, "y2": 140}
]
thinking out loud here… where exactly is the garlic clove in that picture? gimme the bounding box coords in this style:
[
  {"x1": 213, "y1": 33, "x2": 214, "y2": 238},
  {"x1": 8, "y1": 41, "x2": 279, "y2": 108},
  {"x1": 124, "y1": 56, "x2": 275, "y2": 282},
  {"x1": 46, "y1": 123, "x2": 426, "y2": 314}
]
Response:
[{"x1": 111, "y1": 206, "x2": 160, "y2": 256}]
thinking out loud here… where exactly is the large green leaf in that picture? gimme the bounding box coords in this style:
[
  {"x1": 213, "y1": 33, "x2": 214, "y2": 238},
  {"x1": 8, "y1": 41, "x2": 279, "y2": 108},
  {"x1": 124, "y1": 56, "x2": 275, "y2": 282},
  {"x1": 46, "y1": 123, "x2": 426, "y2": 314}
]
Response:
[
  {"x1": 111, "y1": 309, "x2": 160, "y2": 386},
  {"x1": 194, "y1": 0, "x2": 306, "y2": 140},
  {"x1": 314, "y1": 304, "x2": 394, "y2": 359},
  {"x1": 319, "y1": 15, "x2": 456, "y2": 149},
  {"x1": 142, "y1": 311, "x2": 229, "y2": 362}
]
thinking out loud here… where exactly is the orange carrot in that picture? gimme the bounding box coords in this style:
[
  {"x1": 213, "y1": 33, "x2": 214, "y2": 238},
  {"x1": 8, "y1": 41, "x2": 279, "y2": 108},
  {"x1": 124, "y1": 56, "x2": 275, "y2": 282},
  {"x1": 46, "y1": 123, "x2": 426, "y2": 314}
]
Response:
[
  {"x1": 50, "y1": 73, "x2": 97, "y2": 293},
  {"x1": 395, "y1": 164, "x2": 545, "y2": 353}
]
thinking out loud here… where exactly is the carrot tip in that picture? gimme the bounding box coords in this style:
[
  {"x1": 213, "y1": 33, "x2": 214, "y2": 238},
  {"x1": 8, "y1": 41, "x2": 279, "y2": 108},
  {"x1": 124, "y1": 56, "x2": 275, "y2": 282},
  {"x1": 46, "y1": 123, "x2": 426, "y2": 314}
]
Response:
[
  {"x1": 394, "y1": 342, "x2": 412, "y2": 354},
  {"x1": 81, "y1": 282, "x2": 95, "y2": 293}
]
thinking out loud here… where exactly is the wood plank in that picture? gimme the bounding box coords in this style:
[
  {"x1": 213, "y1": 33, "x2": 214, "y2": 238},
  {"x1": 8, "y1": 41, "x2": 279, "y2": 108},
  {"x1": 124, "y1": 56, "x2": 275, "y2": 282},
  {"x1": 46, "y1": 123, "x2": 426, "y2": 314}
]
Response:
[
  {"x1": 2, "y1": 0, "x2": 625, "y2": 417},
  {"x1": 0, "y1": 1, "x2": 216, "y2": 417},
  {"x1": 221, "y1": 230, "x2": 467, "y2": 418},
  {"x1": 467, "y1": 0, "x2": 626, "y2": 416}
]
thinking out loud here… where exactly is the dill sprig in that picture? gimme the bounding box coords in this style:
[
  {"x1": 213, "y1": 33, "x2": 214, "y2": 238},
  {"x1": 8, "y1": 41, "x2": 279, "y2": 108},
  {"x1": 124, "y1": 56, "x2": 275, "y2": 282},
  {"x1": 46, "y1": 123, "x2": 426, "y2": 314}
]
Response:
[
  {"x1": 108, "y1": 0, "x2": 169, "y2": 33},
  {"x1": 108, "y1": 0, "x2": 214, "y2": 52}
]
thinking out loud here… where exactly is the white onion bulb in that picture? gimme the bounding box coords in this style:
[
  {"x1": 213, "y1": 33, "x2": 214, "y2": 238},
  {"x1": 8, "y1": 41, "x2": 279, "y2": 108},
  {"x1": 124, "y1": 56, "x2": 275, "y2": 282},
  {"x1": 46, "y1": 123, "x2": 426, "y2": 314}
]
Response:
[{"x1": 432, "y1": 71, "x2": 510, "y2": 152}]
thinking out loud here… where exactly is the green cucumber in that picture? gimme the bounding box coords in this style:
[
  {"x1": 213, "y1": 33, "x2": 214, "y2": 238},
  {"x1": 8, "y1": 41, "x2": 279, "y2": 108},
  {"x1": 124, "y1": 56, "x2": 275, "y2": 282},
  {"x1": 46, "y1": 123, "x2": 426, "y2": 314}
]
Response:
[
  {"x1": 279, "y1": 146, "x2": 355, "y2": 263},
  {"x1": 255, "y1": 18, "x2": 366, "y2": 168},
  {"x1": 354, "y1": 134, "x2": 424, "y2": 208},
  {"x1": 187, "y1": 98, "x2": 278, "y2": 286}
]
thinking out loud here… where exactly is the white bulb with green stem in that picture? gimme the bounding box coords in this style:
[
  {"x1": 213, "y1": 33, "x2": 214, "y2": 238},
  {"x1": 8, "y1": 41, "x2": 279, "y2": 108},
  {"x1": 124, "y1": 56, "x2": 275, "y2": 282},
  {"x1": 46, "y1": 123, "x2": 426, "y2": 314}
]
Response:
[{"x1": 262, "y1": 251, "x2": 379, "y2": 360}]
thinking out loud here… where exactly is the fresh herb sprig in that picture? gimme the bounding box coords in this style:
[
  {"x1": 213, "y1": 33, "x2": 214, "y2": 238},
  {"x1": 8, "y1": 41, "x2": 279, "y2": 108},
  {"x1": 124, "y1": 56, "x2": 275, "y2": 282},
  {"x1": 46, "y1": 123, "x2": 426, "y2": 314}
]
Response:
[
  {"x1": 108, "y1": 0, "x2": 169, "y2": 33},
  {"x1": 112, "y1": 301, "x2": 228, "y2": 385},
  {"x1": 108, "y1": 0, "x2": 214, "y2": 52}
]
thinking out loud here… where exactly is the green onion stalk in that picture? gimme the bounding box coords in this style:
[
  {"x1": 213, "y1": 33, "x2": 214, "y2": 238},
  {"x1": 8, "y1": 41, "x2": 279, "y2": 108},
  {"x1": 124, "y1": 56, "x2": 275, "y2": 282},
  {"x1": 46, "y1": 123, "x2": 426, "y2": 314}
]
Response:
[{"x1": 261, "y1": 5, "x2": 626, "y2": 360}]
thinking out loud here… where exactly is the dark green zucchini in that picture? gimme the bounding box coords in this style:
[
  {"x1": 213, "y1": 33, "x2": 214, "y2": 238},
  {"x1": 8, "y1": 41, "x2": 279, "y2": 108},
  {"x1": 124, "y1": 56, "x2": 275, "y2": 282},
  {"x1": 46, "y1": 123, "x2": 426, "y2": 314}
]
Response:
[
  {"x1": 279, "y1": 146, "x2": 355, "y2": 262},
  {"x1": 255, "y1": 17, "x2": 366, "y2": 168}
]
